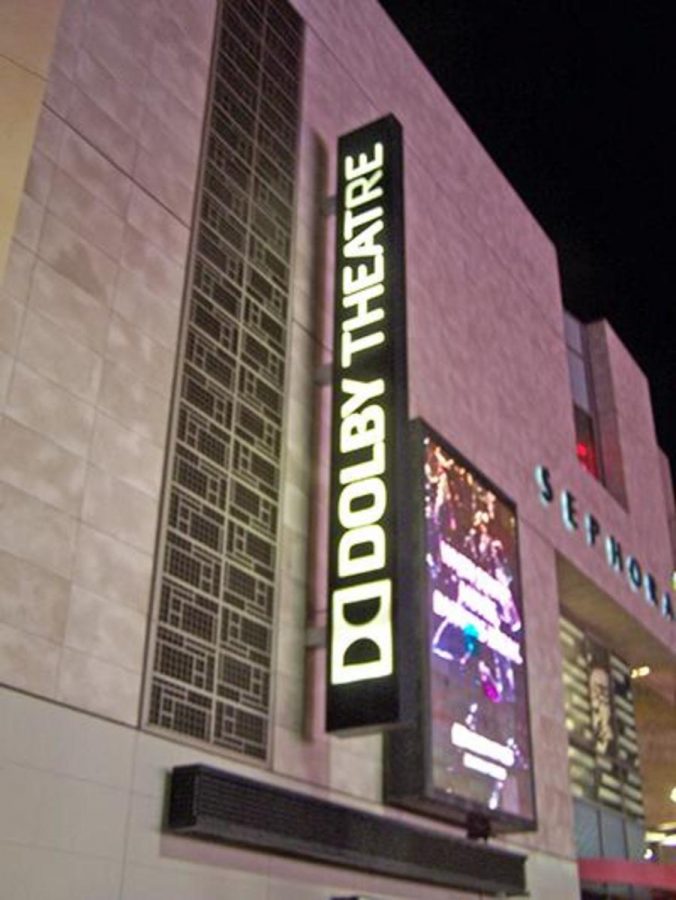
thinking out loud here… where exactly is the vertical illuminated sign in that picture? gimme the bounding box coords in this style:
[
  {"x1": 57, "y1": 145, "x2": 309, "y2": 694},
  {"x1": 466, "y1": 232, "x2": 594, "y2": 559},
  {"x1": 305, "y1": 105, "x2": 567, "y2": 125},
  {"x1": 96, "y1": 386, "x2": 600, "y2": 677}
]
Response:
[{"x1": 327, "y1": 115, "x2": 410, "y2": 733}]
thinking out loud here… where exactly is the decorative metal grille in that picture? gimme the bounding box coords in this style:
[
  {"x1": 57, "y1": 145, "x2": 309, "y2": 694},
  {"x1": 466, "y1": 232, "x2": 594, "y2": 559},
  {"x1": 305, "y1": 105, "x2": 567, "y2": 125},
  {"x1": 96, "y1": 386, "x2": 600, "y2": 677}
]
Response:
[{"x1": 146, "y1": 0, "x2": 302, "y2": 762}]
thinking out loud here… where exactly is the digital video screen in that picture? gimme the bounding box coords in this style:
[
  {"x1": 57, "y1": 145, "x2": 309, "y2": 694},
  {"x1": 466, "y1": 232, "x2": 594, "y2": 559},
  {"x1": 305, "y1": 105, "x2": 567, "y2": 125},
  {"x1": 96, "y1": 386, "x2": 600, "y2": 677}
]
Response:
[{"x1": 423, "y1": 435, "x2": 535, "y2": 823}]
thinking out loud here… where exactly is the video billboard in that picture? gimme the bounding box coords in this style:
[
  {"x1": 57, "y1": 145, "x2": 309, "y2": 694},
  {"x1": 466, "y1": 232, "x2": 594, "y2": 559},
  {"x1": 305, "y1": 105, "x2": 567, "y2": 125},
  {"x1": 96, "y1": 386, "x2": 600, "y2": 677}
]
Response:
[{"x1": 386, "y1": 423, "x2": 536, "y2": 833}]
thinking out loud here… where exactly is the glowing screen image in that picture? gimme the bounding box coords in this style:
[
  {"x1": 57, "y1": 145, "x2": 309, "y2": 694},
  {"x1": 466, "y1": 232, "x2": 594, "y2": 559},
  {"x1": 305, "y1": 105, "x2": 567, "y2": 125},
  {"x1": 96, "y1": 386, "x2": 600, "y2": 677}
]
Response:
[{"x1": 424, "y1": 436, "x2": 535, "y2": 822}]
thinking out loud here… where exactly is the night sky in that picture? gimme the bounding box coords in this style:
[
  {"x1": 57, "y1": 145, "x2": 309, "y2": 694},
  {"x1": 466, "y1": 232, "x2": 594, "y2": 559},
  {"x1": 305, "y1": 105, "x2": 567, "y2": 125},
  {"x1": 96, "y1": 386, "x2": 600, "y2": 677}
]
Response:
[{"x1": 379, "y1": 0, "x2": 675, "y2": 479}]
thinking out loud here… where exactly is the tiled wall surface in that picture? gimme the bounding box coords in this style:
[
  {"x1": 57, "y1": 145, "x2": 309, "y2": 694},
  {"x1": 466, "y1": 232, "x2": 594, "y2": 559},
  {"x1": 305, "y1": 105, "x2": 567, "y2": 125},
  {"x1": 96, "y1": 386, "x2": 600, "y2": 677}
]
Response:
[
  {"x1": 0, "y1": 0, "x2": 64, "y2": 275},
  {"x1": 288, "y1": 0, "x2": 675, "y2": 663},
  {"x1": 284, "y1": 0, "x2": 673, "y2": 878},
  {"x1": 1, "y1": 0, "x2": 673, "y2": 898},
  {"x1": 0, "y1": 687, "x2": 492, "y2": 900},
  {"x1": 282, "y1": 0, "x2": 578, "y2": 865},
  {"x1": 0, "y1": 0, "x2": 215, "y2": 721}
]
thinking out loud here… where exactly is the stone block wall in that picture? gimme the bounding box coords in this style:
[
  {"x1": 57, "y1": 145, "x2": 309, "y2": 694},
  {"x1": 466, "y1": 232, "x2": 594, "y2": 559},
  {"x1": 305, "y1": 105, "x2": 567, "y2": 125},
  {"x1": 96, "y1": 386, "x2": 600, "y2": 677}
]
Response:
[{"x1": 0, "y1": 0, "x2": 216, "y2": 722}]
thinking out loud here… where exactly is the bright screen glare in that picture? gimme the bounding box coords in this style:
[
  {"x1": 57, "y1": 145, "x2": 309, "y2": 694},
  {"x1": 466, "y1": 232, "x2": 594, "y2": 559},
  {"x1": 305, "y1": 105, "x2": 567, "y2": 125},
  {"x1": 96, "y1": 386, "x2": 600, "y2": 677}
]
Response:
[{"x1": 424, "y1": 436, "x2": 535, "y2": 821}]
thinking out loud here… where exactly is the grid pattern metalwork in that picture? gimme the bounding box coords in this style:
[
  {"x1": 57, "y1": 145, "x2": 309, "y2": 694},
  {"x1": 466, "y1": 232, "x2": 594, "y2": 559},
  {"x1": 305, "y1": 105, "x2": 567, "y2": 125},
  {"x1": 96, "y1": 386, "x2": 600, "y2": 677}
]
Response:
[{"x1": 146, "y1": 0, "x2": 302, "y2": 762}]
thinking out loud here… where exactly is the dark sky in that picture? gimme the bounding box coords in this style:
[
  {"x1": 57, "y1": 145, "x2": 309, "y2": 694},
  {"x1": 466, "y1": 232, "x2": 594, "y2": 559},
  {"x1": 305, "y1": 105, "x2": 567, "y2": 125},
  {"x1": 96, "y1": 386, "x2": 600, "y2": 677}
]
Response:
[{"x1": 379, "y1": 0, "x2": 675, "y2": 479}]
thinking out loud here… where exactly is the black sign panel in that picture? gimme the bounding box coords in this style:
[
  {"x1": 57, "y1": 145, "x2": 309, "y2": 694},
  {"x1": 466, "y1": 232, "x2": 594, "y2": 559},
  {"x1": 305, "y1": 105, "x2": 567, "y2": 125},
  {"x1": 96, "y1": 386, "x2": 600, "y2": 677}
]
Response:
[
  {"x1": 168, "y1": 765, "x2": 527, "y2": 895},
  {"x1": 326, "y1": 116, "x2": 410, "y2": 733},
  {"x1": 386, "y1": 422, "x2": 537, "y2": 834}
]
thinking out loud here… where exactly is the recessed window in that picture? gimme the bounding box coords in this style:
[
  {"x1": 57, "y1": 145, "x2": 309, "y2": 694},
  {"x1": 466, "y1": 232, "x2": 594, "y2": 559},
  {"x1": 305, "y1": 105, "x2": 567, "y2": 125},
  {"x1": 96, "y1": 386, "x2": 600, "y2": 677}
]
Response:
[
  {"x1": 565, "y1": 313, "x2": 603, "y2": 483},
  {"x1": 574, "y1": 405, "x2": 600, "y2": 479}
]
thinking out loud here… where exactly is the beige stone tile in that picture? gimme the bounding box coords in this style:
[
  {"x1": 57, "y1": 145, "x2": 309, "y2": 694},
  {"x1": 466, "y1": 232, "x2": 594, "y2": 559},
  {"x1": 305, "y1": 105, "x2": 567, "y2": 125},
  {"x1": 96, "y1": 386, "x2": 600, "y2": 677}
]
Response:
[
  {"x1": 117, "y1": 791, "x2": 163, "y2": 865},
  {"x1": 0, "y1": 622, "x2": 60, "y2": 696},
  {"x1": 18, "y1": 309, "x2": 103, "y2": 401},
  {"x1": 82, "y1": 464, "x2": 159, "y2": 552},
  {"x1": 275, "y1": 616, "x2": 305, "y2": 680},
  {"x1": 0, "y1": 686, "x2": 137, "y2": 787},
  {"x1": 90, "y1": 410, "x2": 164, "y2": 497},
  {"x1": 0, "y1": 56, "x2": 42, "y2": 283},
  {"x1": 34, "y1": 770, "x2": 130, "y2": 858},
  {"x1": 29, "y1": 259, "x2": 111, "y2": 352},
  {"x1": 133, "y1": 146, "x2": 193, "y2": 224},
  {"x1": 0, "y1": 289, "x2": 25, "y2": 353},
  {"x1": 127, "y1": 185, "x2": 190, "y2": 263},
  {"x1": 0, "y1": 238, "x2": 35, "y2": 302},
  {"x1": 50, "y1": 25, "x2": 79, "y2": 80},
  {"x1": 106, "y1": 314, "x2": 174, "y2": 396},
  {"x1": 113, "y1": 266, "x2": 181, "y2": 350},
  {"x1": 149, "y1": 20, "x2": 209, "y2": 113},
  {"x1": 279, "y1": 522, "x2": 308, "y2": 583},
  {"x1": 73, "y1": 522, "x2": 153, "y2": 614},
  {"x1": 0, "y1": 843, "x2": 29, "y2": 900},
  {"x1": 44, "y1": 66, "x2": 74, "y2": 118},
  {"x1": 12, "y1": 846, "x2": 123, "y2": 900},
  {"x1": 272, "y1": 725, "x2": 329, "y2": 788},
  {"x1": 0, "y1": 416, "x2": 87, "y2": 515},
  {"x1": 0, "y1": 761, "x2": 46, "y2": 845},
  {"x1": 372, "y1": 873, "x2": 472, "y2": 900},
  {"x1": 86, "y1": 0, "x2": 155, "y2": 64},
  {"x1": 0, "y1": 482, "x2": 77, "y2": 577},
  {"x1": 38, "y1": 212, "x2": 118, "y2": 304},
  {"x1": 141, "y1": 72, "x2": 203, "y2": 157},
  {"x1": 6, "y1": 362, "x2": 95, "y2": 456},
  {"x1": 259, "y1": 878, "x2": 322, "y2": 900},
  {"x1": 80, "y1": 6, "x2": 148, "y2": 90},
  {"x1": 281, "y1": 480, "x2": 311, "y2": 535},
  {"x1": 67, "y1": 86, "x2": 137, "y2": 172},
  {"x1": 329, "y1": 743, "x2": 381, "y2": 803},
  {"x1": 131, "y1": 730, "x2": 256, "y2": 801},
  {"x1": 274, "y1": 672, "x2": 304, "y2": 733},
  {"x1": 137, "y1": 108, "x2": 198, "y2": 186},
  {"x1": 525, "y1": 852, "x2": 580, "y2": 900},
  {"x1": 14, "y1": 191, "x2": 45, "y2": 252},
  {"x1": 0, "y1": 0, "x2": 65, "y2": 78},
  {"x1": 98, "y1": 359, "x2": 170, "y2": 446},
  {"x1": 121, "y1": 861, "x2": 268, "y2": 900},
  {"x1": 47, "y1": 168, "x2": 125, "y2": 260},
  {"x1": 155, "y1": 0, "x2": 217, "y2": 62},
  {"x1": 59, "y1": 0, "x2": 88, "y2": 41},
  {"x1": 65, "y1": 584, "x2": 147, "y2": 672},
  {"x1": 0, "y1": 548, "x2": 70, "y2": 641},
  {"x1": 74, "y1": 49, "x2": 144, "y2": 134},
  {"x1": 34, "y1": 106, "x2": 66, "y2": 164},
  {"x1": 57, "y1": 647, "x2": 141, "y2": 724},
  {"x1": 0, "y1": 351, "x2": 12, "y2": 407},
  {"x1": 58, "y1": 128, "x2": 132, "y2": 216},
  {"x1": 23, "y1": 148, "x2": 55, "y2": 205},
  {"x1": 121, "y1": 224, "x2": 186, "y2": 303}
]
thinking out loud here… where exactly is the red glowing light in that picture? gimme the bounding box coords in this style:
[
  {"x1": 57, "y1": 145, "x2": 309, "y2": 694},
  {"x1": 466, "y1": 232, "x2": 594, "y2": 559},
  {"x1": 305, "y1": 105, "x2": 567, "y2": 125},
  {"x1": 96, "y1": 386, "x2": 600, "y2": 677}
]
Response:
[{"x1": 576, "y1": 441, "x2": 598, "y2": 477}]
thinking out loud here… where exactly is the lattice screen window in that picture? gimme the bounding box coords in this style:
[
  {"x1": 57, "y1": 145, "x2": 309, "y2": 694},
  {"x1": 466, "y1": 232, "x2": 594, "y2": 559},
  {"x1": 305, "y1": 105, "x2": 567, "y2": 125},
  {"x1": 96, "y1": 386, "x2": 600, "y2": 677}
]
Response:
[
  {"x1": 146, "y1": 0, "x2": 302, "y2": 763},
  {"x1": 560, "y1": 616, "x2": 644, "y2": 819}
]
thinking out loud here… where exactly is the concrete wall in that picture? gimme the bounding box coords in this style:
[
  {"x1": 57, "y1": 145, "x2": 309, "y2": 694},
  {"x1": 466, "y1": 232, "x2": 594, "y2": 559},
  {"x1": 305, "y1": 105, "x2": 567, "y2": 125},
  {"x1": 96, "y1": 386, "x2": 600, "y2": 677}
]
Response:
[
  {"x1": 283, "y1": 0, "x2": 579, "y2": 882},
  {"x1": 0, "y1": 0, "x2": 64, "y2": 278},
  {"x1": 0, "y1": 0, "x2": 215, "y2": 719},
  {"x1": 285, "y1": 0, "x2": 673, "y2": 879},
  {"x1": 3, "y1": 687, "x2": 506, "y2": 900},
  {"x1": 0, "y1": 0, "x2": 674, "y2": 898}
]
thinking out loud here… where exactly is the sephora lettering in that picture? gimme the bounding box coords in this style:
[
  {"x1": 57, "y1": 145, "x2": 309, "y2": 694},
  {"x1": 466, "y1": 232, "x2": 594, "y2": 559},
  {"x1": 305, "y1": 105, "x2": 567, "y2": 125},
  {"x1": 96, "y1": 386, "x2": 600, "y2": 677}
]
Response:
[{"x1": 535, "y1": 465, "x2": 674, "y2": 621}]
